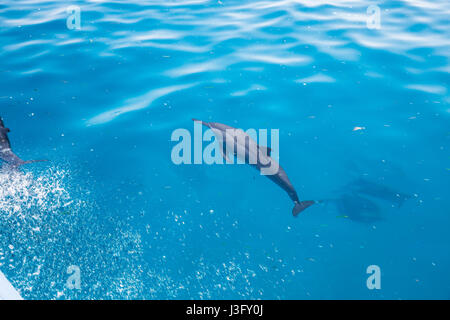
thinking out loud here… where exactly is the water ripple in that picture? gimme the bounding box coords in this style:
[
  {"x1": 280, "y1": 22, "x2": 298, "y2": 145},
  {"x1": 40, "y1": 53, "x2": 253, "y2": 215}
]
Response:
[{"x1": 86, "y1": 83, "x2": 197, "y2": 126}]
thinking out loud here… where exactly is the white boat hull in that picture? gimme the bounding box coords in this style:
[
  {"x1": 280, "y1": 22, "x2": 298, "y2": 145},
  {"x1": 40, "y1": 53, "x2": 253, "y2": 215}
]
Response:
[{"x1": 0, "y1": 270, "x2": 23, "y2": 300}]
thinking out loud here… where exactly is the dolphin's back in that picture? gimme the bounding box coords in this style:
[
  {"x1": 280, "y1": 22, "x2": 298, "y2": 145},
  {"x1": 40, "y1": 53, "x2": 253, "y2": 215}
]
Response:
[
  {"x1": 0, "y1": 117, "x2": 47, "y2": 167},
  {"x1": 208, "y1": 122, "x2": 236, "y2": 132},
  {"x1": 0, "y1": 120, "x2": 12, "y2": 150},
  {"x1": 0, "y1": 132, "x2": 12, "y2": 150},
  {"x1": 0, "y1": 119, "x2": 18, "y2": 164}
]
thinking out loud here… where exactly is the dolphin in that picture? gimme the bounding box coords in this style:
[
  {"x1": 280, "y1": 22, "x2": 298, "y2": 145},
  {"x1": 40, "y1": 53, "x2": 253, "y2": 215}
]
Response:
[
  {"x1": 0, "y1": 117, "x2": 47, "y2": 168},
  {"x1": 192, "y1": 119, "x2": 315, "y2": 216},
  {"x1": 320, "y1": 193, "x2": 382, "y2": 223},
  {"x1": 348, "y1": 178, "x2": 411, "y2": 207}
]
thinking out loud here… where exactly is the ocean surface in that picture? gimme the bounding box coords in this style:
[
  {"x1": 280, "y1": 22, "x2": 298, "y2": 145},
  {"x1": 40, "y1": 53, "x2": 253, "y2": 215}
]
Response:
[{"x1": 0, "y1": 0, "x2": 449, "y2": 300}]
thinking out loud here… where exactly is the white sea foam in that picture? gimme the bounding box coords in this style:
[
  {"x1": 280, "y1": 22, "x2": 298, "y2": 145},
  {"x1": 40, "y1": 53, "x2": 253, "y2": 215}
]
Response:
[
  {"x1": 0, "y1": 167, "x2": 75, "y2": 218},
  {"x1": 0, "y1": 166, "x2": 146, "y2": 299}
]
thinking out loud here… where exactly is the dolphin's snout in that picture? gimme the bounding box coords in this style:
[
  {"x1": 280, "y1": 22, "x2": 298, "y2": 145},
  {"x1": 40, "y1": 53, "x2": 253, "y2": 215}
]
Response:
[{"x1": 192, "y1": 119, "x2": 209, "y2": 127}]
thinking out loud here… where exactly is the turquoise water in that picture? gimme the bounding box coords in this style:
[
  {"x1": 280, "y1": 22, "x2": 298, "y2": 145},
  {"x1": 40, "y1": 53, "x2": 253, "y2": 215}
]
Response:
[{"x1": 0, "y1": 0, "x2": 449, "y2": 299}]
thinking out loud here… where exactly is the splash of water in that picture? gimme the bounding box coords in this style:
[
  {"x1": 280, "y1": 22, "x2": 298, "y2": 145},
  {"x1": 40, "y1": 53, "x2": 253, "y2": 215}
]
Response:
[
  {"x1": 0, "y1": 167, "x2": 76, "y2": 218},
  {"x1": 0, "y1": 166, "x2": 147, "y2": 299}
]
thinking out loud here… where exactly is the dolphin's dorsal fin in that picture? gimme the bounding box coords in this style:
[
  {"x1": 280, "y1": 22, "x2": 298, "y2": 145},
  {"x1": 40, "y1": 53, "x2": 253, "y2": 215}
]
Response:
[{"x1": 259, "y1": 145, "x2": 271, "y2": 156}]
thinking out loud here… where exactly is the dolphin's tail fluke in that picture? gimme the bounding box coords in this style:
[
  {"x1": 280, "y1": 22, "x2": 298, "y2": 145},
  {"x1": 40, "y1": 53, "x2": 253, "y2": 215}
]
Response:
[{"x1": 292, "y1": 200, "x2": 316, "y2": 217}]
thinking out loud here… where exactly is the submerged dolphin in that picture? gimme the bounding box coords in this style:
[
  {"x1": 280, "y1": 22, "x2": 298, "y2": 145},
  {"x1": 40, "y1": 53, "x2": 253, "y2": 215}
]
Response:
[
  {"x1": 348, "y1": 178, "x2": 411, "y2": 207},
  {"x1": 321, "y1": 193, "x2": 382, "y2": 223},
  {"x1": 0, "y1": 117, "x2": 47, "y2": 168},
  {"x1": 192, "y1": 119, "x2": 315, "y2": 216}
]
